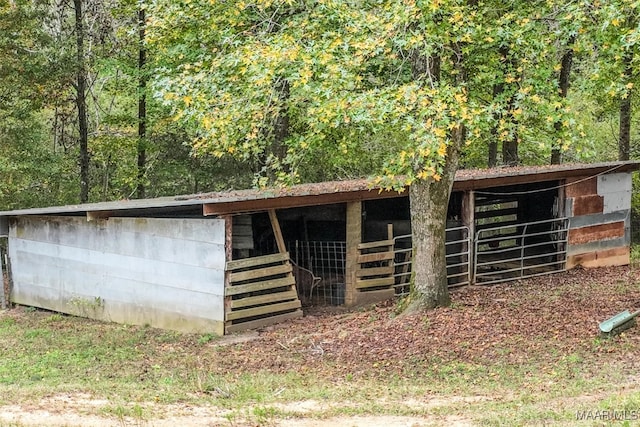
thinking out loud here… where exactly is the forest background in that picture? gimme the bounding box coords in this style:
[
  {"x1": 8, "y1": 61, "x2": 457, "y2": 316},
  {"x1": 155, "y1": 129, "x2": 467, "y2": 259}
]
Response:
[{"x1": 0, "y1": 0, "x2": 638, "y2": 220}]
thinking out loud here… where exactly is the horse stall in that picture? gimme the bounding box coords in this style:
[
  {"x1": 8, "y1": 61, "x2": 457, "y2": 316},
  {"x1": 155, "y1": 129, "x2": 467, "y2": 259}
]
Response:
[{"x1": 0, "y1": 161, "x2": 637, "y2": 334}]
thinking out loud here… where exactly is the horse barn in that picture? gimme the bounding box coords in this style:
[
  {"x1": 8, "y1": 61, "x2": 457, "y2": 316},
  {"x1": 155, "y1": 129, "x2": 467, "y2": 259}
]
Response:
[{"x1": 0, "y1": 161, "x2": 638, "y2": 335}]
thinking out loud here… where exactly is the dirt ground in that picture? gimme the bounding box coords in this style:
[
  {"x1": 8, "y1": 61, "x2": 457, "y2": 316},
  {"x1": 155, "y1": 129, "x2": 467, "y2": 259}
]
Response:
[
  {"x1": 0, "y1": 398, "x2": 475, "y2": 427},
  {"x1": 2, "y1": 266, "x2": 640, "y2": 426}
]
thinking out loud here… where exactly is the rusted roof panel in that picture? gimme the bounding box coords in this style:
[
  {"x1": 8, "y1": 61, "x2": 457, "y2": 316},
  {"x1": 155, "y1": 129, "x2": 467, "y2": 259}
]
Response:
[{"x1": 0, "y1": 161, "x2": 637, "y2": 217}]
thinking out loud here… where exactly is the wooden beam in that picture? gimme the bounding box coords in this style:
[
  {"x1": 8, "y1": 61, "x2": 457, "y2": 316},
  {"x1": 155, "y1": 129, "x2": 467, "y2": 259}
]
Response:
[
  {"x1": 461, "y1": 191, "x2": 475, "y2": 284},
  {"x1": 344, "y1": 201, "x2": 362, "y2": 307},
  {"x1": 268, "y1": 209, "x2": 287, "y2": 254},
  {"x1": 203, "y1": 190, "x2": 402, "y2": 216}
]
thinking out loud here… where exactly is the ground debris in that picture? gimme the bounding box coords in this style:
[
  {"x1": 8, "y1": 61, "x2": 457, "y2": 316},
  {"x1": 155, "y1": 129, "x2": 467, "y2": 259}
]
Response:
[{"x1": 213, "y1": 266, "x2": 640, "y2": 377}]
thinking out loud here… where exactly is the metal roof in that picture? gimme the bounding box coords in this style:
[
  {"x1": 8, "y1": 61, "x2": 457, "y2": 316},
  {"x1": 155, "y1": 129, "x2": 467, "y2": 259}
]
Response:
[{"x1": 0, "y1": 161, "x2": 637, "y2": 217}]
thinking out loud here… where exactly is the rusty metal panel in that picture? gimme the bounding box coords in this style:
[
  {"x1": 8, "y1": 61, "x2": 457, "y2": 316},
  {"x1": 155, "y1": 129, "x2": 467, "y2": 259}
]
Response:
[
  {"x1": 8, "y1": 216, "x2": 226, "y2": 334},
  {"x1": 598, "y1": 173, "x2": 632, "y2": 214},
  {"x1": 568, "y1": 221, "x2": 626, "y2": 245},
  {"x1": 567, "y1": 234, "x2": 629, "y2": 256},
  {"x1": 571, "y1": 195, "x2": 604, "y2": 216},
  {"x1": 565, "y1": 176, "x2": 598, "y2": 198}
]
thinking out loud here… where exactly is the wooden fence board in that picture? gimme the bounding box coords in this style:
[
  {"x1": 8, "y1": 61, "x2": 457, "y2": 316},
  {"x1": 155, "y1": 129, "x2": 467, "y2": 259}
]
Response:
[
  {"x1": 225, "y1": 310, "x2": 303, "y2": 333},
  {"x1": 226, "y1": 252, "x2": 289, "y2": 271},
  {"x1": 356, "y1": 265, "x2": 394, "y2": 277},
  {"x1": 225, "y1": 275, "x2": 295, "y2": 296},
  {"x1": 357, "y1": 251, "x2": 394, "y2": 264},
  {"x1": 226, "y1": 300, "x2": 301, "y2": 321},
  {"x1": 356, "y1": 277, "x2": 396, "y2": 289},
  {"x1": 229, "y1": 290, "x2": 298, "y2": 309},
  {"x1": 229, "y1": 263, "x2": 292, "y2": 283},
  {"x1": 225, "y1": 251, "x2": 302, "y2": 333},
  {"x1": 357, "y1": 240, "x2": 393, "y2": 250}
]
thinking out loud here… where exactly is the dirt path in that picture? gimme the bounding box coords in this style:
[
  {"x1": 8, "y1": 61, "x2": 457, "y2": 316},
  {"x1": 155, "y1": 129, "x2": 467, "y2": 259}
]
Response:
[{"x1": 0, "y1": 394, "x2": 476, "y2": 426}]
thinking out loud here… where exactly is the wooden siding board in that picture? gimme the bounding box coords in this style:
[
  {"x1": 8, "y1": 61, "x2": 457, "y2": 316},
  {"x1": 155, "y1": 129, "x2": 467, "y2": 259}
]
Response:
[
  {"x1": 568, "y1": 222, "x2": 625, "y2": 245},
  {"x1": 9, "y1": 217, "x2": 226, "y2": 329}
]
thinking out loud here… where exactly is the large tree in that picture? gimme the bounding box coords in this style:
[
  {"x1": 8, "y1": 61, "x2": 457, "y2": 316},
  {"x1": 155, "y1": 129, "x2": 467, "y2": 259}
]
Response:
[{"x1": 146, "y1": 0, "x2": 594, "y2": 308}]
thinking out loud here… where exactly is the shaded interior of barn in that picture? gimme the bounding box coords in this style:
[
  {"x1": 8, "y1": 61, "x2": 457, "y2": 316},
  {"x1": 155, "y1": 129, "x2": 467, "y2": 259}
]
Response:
[{"x1": 230, "y1": 179, "x2": 567, "y2": 307}]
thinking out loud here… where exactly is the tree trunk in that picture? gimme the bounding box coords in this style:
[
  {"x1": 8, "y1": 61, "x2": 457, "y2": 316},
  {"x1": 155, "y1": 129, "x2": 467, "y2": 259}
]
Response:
[
  {"x1": 497, "y1": 46, "x2": 519, "y2": 166},
  {"x1": 74, "y1": 0, "x2": 89, "y2": 203},
  {"x1": 136, "y1": 4, "x2": 147, "y2": 199},
  {"x1": 405, "y1": 41, "x2": 467, "y2": 312},
  {"x1": 406, "y1": 139, "x2": 460, "y2": 311},
  {"x1": 619, "y1": 51, "x2": 633, "y2": 161},
  {"x1": 489, "y1": 81, "x2": 503, "y2": 167},
  {"x1": 273, "y1": 78, "x2": 290, "y2": 162},
  {"x1": 551, "y1": 35, "x2": 575, "y2": 165}
]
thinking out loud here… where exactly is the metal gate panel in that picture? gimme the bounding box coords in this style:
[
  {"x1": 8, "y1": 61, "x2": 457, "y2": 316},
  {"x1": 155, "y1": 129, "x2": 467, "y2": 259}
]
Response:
[
  {"x1": 392, "y1": 225, "x2": 471, "y2": 296},
  {"x1": 474, "y1": 217, "x2": 568, "y2": 285}
]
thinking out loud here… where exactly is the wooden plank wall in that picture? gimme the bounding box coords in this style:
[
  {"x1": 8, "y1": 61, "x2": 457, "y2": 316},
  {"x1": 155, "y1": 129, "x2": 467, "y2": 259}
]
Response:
[
  {"x1": 225, "y1": 252, "x2": 302, "y2": 333},
  {"x1": 350, "y1": 224, "x2": 396, "y2": 305},
  {"x1": 9, "y1": 216, "x2": 226, "y2": 334},
  {"x1": 566, "y1": 173, "x2": 632, "y2": 268}
]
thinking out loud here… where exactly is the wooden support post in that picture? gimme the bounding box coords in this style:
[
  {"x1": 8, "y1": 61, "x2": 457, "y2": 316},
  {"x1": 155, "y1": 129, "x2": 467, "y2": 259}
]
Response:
[
  {"x1": 344, "y1": 201, "x2": 362, "y2": 306},
  {"x1": 461, "y1": 191, "x2": 475, "y2": 284},
  {"x1": 223, "y1": 215, "x2": 233, "y2": 329},
  {"x1": 268, "y1": 209, "x2": 287, "y2": 254},
  {"x1": 0, "y1": 244, "x2": 5, "y2": 310}
]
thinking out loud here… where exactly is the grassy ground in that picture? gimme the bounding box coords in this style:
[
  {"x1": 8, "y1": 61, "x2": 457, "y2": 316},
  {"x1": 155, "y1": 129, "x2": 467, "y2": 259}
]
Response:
[{"x1": 1, "y1": 266, "x2": 640, "y2": 426}]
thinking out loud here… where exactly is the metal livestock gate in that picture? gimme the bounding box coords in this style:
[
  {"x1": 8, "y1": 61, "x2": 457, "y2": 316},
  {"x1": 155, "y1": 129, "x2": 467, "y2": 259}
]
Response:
[{"x1": 392, "y1": 219, "x2": 568, "y2": 292}]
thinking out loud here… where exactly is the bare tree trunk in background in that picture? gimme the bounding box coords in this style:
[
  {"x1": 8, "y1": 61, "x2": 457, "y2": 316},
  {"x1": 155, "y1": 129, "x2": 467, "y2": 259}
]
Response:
[
  {"x1": 619, "y1": 51, "x2": 633, "y2": 161},
  {"x1": 488, "y1": 81, "x2": 503, "y2": 167},
  {"x1": 73, "y1": 0, "x2": 89, "y2": 203},
  {"x1": 551, "y1": 35, "x2": 575, "y2": 165},
  {"x1": 497, "y1": 46, "x2": 519, "y2": 166},
  {"x1": 136, "y1": 4, "x2": 147, "y2": 199}
]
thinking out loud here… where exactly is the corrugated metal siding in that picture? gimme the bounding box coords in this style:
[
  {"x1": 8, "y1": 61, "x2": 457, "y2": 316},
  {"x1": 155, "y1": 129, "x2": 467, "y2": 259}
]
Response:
[{"x1": 9, "y1": 216, "x2": 226, "y2": 334}]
